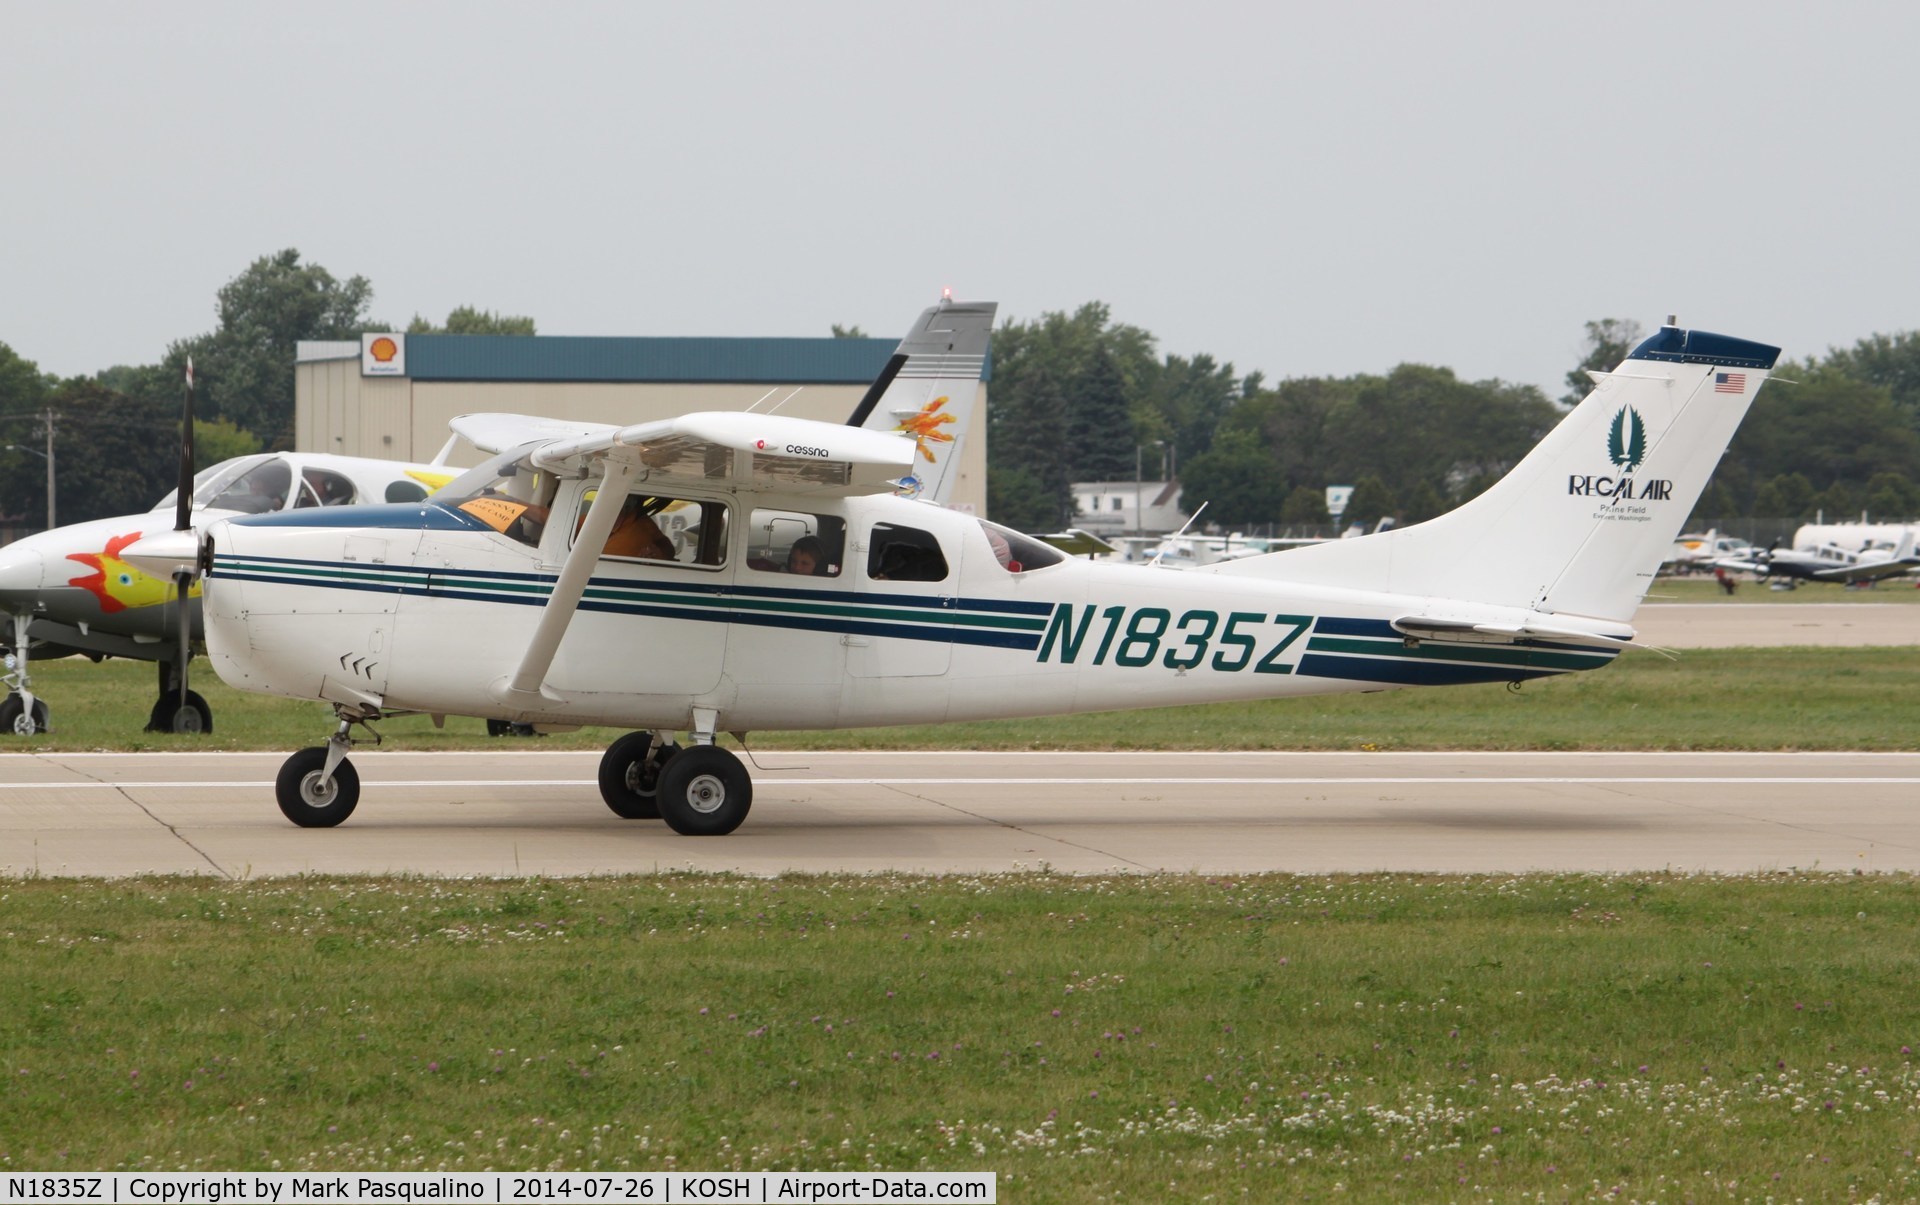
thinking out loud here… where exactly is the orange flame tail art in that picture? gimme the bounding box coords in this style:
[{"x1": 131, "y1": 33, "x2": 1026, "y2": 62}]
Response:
[{"x1": 894, "y1": 396, "x2": 958, "y2": 463}]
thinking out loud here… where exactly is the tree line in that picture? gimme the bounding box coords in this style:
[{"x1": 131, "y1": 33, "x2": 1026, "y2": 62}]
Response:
[
  {"x1": 6, "y1": 249, "x2": 1920, "y2": 532},
  {"x1": 986, "y1": 313, "x2": 1920, "y2": 534},
  {"x1": 0, "y1": 249, "x2": 532, "y2": 528}
]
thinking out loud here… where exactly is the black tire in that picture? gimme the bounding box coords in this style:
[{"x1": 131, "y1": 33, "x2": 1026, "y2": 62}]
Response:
[
  {"x1": 654, "y1": 744, "x2": 751, "y2": 836},
  {"x1": 486, "y1": 718, "x2": 542, "y2": 737},
  {"x1": 145, "y1": 690, "x2": 213, "y2": 735},
  {"x1": 0, "y1": 694, "x2": 49, "y2": 736},
  {"x1": 596, "y1": 732, "x2": 680, "y2": 820},
  {"x1": 274, "y1": 746, "x2": 360, "y2": 828}
]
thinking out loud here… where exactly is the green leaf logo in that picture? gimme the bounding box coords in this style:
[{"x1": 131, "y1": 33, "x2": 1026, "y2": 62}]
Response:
[{"x1": 1607, "y1": 406, "x2": 1647, "y2": 472}]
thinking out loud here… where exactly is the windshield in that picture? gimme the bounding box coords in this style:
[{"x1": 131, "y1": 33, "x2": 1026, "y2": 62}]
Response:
[
  {"x1": 434, "y1": 444, "x2": 559, "y2": 548},
  {"x1": 151, "y1": 454, "x2": 274, "y2": 512}
]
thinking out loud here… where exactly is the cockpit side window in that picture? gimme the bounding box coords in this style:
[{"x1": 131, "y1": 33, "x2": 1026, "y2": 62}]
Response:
[
  {"x1": 745, "y1": 509, "x2": 847, "y2": 578},
  {"x1": 571, "y1": 489, "x2": 730, "y2": 569},
  {"x1": 866, "y1": 522, "x2": 949, "y2": 583}
]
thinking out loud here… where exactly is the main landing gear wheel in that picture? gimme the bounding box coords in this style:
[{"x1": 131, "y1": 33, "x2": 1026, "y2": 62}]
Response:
[
  {"x1": 655, "y1": 744, "x2": 751, "y2": 836},
  {"x1": 146, "y1": 690, "x2": 213, "y2": 735},
  {"x1": 275, "y1": 746, "x2": 361, "y2": 828},
  {"x1": 597, "y1": 731, "x2": 682, "y2": 820},
  {"x1": 485, "y1": 719, "x2": 542, "y2": 737},
  {"x1": 0, "y1": 693, "x2": 48, "y2": 736}
]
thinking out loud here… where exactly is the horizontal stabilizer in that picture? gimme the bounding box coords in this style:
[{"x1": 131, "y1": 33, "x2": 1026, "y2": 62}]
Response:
[{"x1": 1391, "y1": 614, "x2": 1638, "y2": 650}]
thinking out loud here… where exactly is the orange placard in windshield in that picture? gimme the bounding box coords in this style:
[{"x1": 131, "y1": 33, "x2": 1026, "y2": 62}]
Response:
[{"x1": 458, "y1": 497, "x2": 530, "y2": 533}]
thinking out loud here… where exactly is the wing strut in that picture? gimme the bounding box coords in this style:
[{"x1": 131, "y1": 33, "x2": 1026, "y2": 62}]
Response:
[{"x1": 492, "y1": 457, "x2": 634, "y2": 707}]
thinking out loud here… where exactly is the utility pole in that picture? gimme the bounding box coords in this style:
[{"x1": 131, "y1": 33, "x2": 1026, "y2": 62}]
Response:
[{"x1": 42, "y1": 408, "x2": 55, "y2": 529}]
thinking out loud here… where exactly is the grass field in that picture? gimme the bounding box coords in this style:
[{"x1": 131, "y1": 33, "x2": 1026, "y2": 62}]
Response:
[
  {"x1": 7, "y1": 643, "x2": 1920, "y2": 753},
  {"x1": 7, "y1": 607, "x2": 1918, "y2": 1193},
  {"x1": 1, "y1": 874, "x2": 1915, "y2": 1198},
  {"x1": 1648, "y1": 575, "x2": 1920, "y2": 604}
]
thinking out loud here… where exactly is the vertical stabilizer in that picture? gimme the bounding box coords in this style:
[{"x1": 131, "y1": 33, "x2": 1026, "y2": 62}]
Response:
[
  {"x1": 846, "y1": 298, "x2": 996, "y2": 506},
  {"x1": 1209, "y1": 325, "x2": 1781, "y2": 623}
]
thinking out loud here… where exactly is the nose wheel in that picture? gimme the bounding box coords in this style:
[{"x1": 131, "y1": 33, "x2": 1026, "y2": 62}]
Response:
[
  {"x1": 0, "y1": 692, "x2": 48, "y2": 736},
  {"x1": 147, "y1": 690, "x2": 212, "y2": 735},
  {"x1": 276, "y1": 746, "x2": 362, "y2": 827},
  {"x1": 275, "y1": 710, "x2": 375, "y2": 827}
]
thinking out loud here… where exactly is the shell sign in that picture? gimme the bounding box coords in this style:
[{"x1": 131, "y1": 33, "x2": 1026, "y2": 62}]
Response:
[{"x1": 361, "y1": 331, "x2": 407, "y2": 376}]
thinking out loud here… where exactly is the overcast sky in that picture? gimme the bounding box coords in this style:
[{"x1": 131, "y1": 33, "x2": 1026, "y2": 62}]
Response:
[{"x1": 4, "y1": 1, "x2": 1917, "y2": 400}]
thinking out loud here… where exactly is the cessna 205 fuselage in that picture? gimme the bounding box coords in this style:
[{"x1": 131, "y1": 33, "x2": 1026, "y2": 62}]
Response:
[{"x1": 194, "y1": 323, "x2": 1781, "y2": 836}]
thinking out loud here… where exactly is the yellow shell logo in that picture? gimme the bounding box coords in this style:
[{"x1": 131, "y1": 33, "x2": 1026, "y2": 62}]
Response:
[{"x1": 368, "y1": 336, "x2": 399, "y2": 363}]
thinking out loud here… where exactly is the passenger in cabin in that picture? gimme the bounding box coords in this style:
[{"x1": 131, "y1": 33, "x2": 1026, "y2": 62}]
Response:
[
  {"x1": 786, "y1": 534, "x2": 829, "y2": 576},
  {"x1": 604, "y1": 496, "x2": 677, "y2": 560}
]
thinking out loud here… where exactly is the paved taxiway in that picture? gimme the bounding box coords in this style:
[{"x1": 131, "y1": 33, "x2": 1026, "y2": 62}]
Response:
[
  {"x1": 4, "y1": 750, "x2": 1917, "y2": 878},
  {"x1": 1634, "y1": 600, "x2": 1920, "y2": 647}
]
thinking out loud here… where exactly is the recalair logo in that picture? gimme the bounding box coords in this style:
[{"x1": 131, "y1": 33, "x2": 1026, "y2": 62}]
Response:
[
  {"x1": 1568, "y1": 404, "x2": 1673, "y2": 501},
  {"x1": 1608, "y1": 405, "x2": 1647, "y2": 471}
]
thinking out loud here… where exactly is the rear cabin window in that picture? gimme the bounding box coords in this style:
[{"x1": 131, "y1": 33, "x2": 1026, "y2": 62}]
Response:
[
  {"x1": 745, "y1": 509, "x2": 847, "y2": 579},
  {"x1": 866, "y1": 523, "x2": 949, "y2": 583},
  {"x1": 976, "y1": 519, "x2": 1065, "y2": 573}
]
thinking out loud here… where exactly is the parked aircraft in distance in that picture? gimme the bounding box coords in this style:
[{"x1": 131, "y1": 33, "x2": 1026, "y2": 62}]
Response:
[
  {"x1": 0, "y1": 451, "x2": 459, "y2": 734},
  {"x1": 1716, "y1": 528, "x2": 1920, "y2": 587},
  {"x1": 164, "y1": 319, "x2": 1778, "y2": 836},
  {"x1": 1664, "y1": 528, "x2": 1753, "y2": 574}
]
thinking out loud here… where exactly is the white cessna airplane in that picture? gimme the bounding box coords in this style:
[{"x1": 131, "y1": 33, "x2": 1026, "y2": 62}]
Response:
[{"x1": 166, "y1": 319, "x2": 1778, "y2": 835}]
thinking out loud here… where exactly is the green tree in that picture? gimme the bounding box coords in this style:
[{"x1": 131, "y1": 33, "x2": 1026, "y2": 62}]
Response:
[
  {"x1": 1809, "y1": 480, "x2": 1859, "y2": 524},
  {"x1": 1712, "y1": 366, "x2": 1920, "y2": 511},
  {"x1": 989, "y1": 358, "x2": 1073, "y2": 529},
  {"x1": 0, "y1": 343, "x2": 54, "y2": 524},
  {"x1": 1280, "y1": 483, "x2": 1329, "y2": 525},
  {"x1": 1343, "y1": 475, "x2": 1399, "y2": 528},
  {"x1": 1065, "y1": 342, "x2": 1137, "y2": 483},
  {"x1": 1863, "y1": 471, "x2": 1918, "y2": 520},
  {"x1": 830, "y1": 323, "x2": 868, "y2": 339},
  {"x1": 1562, "y1": 318, "x2": 1645, "y2": 408},
  {"x1": 407, "y1": 306, "x2": 536, "y2": 336},
  {"x1": 1176, "y1": 429, "x2": 1285, "y2": 527},
  {"x1": 1401, "y1": 479, "x2": 1448, "y2": 524},
  {"x1": 990, "y1": 303, "x2": 1158, "y2": 501},
  {"x1": 192, "y1": 418, "x2": 264, "y2": 472},
  {"x1": 1823, "y1": 330, "x2": 1920, "y2": 420},
  {"x1": 986, "y1": 464, "x2": 1057, "y2": 534},
  {"x1": 44, "y1": 380, "x2": 178, "y2": 524},
  {"x1": 1753, "y1": 472, "x2": 1815, "y2": 519},
  {"x1": 174, "y1": 249, "x2": 379, "y2": 447}
]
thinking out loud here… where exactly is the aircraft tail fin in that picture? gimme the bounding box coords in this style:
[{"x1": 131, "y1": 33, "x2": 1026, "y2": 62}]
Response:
[
  {"x1": 1209, "y1": 325, "x2": 1781, "y2": 623},
  {"x1": 845, "y1": 297, "x2": 997, "y2": 506}
]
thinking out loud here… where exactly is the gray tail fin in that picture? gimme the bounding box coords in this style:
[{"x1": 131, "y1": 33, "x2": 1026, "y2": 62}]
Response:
[{"x1": 845, "y1": 297, "x2": 996, "y2": 506}]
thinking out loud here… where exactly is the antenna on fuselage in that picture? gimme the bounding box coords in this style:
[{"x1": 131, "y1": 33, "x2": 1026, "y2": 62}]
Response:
[
  {"x1": 1148, "y1": 501, "x2": 1208, "y2": 569},
  {"x1": 763, "y1": 387, "x2": 805, "y2": 416},
  {"x1": 742, "y1": 387, "x2": 782, "y2": 414}
]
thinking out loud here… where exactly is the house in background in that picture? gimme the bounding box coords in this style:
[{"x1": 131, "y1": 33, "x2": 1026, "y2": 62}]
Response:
[{"x1": 1071, "y1": 479, "x2": 1188, "y2": 539}]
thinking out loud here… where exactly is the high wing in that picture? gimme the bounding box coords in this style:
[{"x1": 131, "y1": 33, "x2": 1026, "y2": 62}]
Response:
[
  {"x1": 484, "y1": 409, "x2": 916, "y2": 708},
  {"x1": 454, "y1": 410, "x2": 918, "y2": 498}
]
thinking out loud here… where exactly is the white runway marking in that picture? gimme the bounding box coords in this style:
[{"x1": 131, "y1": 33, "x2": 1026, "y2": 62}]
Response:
[{"x1": 6, "y1": 776, "x2": 1920, "y2": 789}]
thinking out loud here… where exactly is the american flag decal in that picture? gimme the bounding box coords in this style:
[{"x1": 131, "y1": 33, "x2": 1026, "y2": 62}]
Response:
[{"x1": 1714, "y1": 371, "x2": 1746, "y2": 393}]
